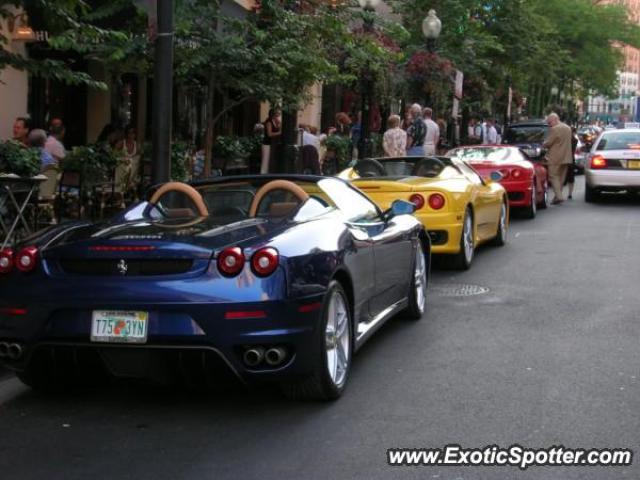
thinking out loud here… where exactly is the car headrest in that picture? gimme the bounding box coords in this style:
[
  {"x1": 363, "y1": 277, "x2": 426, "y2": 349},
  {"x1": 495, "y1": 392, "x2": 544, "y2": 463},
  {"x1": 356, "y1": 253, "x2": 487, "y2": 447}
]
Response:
[
  {"x1": 268, "y1": 202, "x2": 299, "y2": 217},
  {"x1": 165, "y1": 208, "x2": 196, "y2": 218},
  {"x1": 353, "y1": 159, "x2": 386, "y2": 177}
]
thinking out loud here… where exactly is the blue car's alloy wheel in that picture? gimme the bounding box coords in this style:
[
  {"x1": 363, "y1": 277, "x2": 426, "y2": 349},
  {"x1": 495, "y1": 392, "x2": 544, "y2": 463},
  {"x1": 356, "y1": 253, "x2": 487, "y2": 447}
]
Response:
[
  {"x1": 404, "y1": 244, "x2": 428, "y2": 320},
  {"x1": 325, "y1": 288, "x2": 351, "y2": 388},
  {"x1": 282, "y1": 280, "x2": 353, "y2": 401}
]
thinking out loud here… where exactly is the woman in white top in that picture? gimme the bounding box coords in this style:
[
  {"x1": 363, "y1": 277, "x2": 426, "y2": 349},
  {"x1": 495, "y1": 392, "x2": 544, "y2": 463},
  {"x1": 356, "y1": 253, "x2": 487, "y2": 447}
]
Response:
[
  {"x1": 383, "y1": 114, "x2": 407, "y2": 157},
  {"x1": 118, "y1": 126, "x2": 140, "y2": 192}
]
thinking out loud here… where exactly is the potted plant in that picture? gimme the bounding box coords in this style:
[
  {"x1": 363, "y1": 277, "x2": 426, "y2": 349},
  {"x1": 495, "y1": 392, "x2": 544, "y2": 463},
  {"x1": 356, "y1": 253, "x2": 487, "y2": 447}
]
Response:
[
  {"x1": 171, "y1": 141, "x2": 191, "y2": 182},
  {"x1": 62, "y1": 144, "x2": 121, "y2": 187},
  {"x1": 324, "y1": 135, "x2": 352, "y2": 174},
  {"x1": 213, "y1": 136, "x2": 254, "y2": 173},
  {"x1": 0, "y1": 141, "x2": 41, "y2": 177}
]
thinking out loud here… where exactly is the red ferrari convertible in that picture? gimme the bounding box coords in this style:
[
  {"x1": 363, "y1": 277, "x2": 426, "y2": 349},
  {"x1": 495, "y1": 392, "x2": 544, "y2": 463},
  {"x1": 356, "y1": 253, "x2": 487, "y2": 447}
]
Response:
[{"x1": 447, "y1": 145, "x2": 549, "y2": 218}]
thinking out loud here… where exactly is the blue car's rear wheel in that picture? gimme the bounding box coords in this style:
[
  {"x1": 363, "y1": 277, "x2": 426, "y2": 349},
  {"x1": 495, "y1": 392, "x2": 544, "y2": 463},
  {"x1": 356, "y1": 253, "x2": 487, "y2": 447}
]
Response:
[
  {"x1": 403, "y1": 243, "x2": 428, "y2": 320},
  {"x1": 282, "y1": 280, "x2": 352, "y2": 401}
]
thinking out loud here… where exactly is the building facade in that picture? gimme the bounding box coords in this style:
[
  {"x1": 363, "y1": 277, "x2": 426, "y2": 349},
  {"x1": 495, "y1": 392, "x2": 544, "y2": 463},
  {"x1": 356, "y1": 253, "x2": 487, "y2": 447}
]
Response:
[{"x1": 585, "y1": 0, "x2": 640, "y2": 123}]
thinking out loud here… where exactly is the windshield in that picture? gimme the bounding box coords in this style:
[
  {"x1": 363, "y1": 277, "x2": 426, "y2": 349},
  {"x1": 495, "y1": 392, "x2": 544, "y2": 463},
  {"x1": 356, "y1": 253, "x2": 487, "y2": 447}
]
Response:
[
  {"x1": 504, "y1": 125, "x2": 548, "y2": 143},
  {"x1": 595, "y1": 132, "x2": 640, "y2": 151},
  {"x1": 355, "y1": 157, "x2": 459, "y2": 178},
  {"x1": 447, "y1": 147, "x2": 525, "y2": 164}
]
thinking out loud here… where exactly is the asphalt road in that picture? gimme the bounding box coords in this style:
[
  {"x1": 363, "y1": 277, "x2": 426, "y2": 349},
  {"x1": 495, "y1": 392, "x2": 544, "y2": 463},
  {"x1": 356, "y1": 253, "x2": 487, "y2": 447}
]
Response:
[{"x1": 1, "y1": 177, "x2": 639, "y2": 480}]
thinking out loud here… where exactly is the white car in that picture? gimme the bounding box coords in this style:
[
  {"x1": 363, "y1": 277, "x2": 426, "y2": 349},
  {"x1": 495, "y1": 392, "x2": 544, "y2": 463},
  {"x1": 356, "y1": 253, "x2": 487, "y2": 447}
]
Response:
[{"x1": 585, "y1": 128, "x2": 640, "y2": 202}]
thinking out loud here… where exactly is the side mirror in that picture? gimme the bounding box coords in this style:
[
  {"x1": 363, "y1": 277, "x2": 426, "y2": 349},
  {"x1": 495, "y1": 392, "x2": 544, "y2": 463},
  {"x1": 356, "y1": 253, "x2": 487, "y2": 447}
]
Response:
[{"x1": 384, "y1": 199, "x2": 416, "y2": 220}]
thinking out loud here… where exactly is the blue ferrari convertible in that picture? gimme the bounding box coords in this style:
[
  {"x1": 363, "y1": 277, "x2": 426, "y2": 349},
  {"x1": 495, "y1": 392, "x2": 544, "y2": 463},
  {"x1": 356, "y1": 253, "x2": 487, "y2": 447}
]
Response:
[{"x1": 0, "y1": 175, "x2": 430, "y2": 400}]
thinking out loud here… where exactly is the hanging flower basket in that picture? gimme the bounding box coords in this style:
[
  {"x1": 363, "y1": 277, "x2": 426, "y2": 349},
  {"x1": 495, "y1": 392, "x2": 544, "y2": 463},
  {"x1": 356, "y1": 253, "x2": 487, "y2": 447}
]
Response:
[{"x1": 405, "y1": 51, "x2": 454, "y2": 83}]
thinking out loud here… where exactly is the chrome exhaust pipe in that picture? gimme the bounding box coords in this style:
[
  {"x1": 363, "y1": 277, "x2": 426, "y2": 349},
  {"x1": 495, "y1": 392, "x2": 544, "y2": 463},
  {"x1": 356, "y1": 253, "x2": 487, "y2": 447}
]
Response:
[
  {"x1": 264, "y1": 347, "x2": 287, "y2": 367},
  {"x1": 242, "y1": 347, "x2": 264, "y2": 368},
  {"x1": 0, "y1": 342, "x2": 9, "y2": 358},
  {"x1": 7, "y1": 343, "x2": 23, "y2": 360}
]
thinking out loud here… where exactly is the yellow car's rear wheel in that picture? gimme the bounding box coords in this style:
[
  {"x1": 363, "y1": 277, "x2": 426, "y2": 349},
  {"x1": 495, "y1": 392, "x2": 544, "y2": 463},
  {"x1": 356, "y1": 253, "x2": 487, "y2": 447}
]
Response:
[{"x1": 451, "y1": 207, "x2": 474, "y2": 270}]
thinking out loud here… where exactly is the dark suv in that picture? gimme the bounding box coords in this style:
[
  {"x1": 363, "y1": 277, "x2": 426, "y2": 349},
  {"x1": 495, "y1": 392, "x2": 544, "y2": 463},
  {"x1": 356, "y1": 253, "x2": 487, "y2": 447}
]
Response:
[{"x1": 503, "y1": 120, "x2": 549, "y2": 161}]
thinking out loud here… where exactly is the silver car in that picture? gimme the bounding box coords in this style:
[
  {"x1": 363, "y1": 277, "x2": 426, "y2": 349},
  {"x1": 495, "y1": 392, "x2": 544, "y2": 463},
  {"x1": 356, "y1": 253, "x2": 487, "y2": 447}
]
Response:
[{"x1": 585, "y1": 128, "x2": 640, "y2": 202}]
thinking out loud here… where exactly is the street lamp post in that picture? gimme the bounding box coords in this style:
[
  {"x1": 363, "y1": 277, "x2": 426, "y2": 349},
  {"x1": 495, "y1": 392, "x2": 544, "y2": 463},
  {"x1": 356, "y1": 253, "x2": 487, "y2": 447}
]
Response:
[
  {"x1": 357, "y1": 0, "x2": 381, "y2": 159},
  {"x1": 422, "y1": 9, "x2": 441, "y2": 54},
  {"x1": 421, "y1": 9, "x2": 441, "y2": 108},
  {"x1": 151, "y1": 0, "x2": 174, "y2": 184}
]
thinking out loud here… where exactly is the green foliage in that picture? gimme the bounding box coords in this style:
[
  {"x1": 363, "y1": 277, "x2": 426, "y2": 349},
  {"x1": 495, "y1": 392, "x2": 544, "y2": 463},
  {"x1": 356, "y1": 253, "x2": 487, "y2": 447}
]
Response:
[
  {"x1": 212, "y1": 136, "x2": 261, "y2": 160},
  {"x1": 325, "y1": 134, "x2": 352, "y2": 169},
  {"x1": 0, "y1": 141, "x2": 41, "y2": 177},
  {"x1": 1, "y1": 0, "x2": 147, "y2": 88},
  {"x1": 62, "y1": 144, "x2": 121, "y2": 185},
  {"x1": 170, "y1": 142, "x2": 190, "y2": 182},
  {"x1": 369, "y1": 132, "x2": 384, "y2": 158},
  {"x1": 389, "y1": 0, "x2": 640, "y2": 118},
  {"x1": 173, "y1": 0, "x2": 405, "y2": 130}
]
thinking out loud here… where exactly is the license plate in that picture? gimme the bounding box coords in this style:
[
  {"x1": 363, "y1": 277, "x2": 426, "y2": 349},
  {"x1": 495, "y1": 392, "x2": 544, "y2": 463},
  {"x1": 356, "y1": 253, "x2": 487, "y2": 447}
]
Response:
[
  {"x1": 91, "y1": 310, "x2": 148, "y2": 343},
  {"x1": 628, "y1": 160, "x2": 640, "y2": 169}
]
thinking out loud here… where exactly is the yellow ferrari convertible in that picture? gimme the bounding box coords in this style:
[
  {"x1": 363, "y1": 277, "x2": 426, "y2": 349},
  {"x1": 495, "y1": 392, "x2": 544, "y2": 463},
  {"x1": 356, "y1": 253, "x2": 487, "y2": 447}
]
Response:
[{"x1": 339, "y1": 156, "x2": 508, "y2": 269}]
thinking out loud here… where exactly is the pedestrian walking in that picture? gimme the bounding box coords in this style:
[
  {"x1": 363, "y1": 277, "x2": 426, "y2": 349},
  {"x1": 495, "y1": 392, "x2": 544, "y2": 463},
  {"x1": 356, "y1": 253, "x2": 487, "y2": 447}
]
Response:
[
  {"x1": 542, "y1": 113, "x2": 573, "y2": 204},
  {"x1": 565, "y1": 126, "x2": 578, "y2": 200},
  {"x1": 422, "y1": 107, "x2": 440, "y2": 155},
  {"x1": 478, "y1": 117, "x2": 487, "y2": 143},
  {"x1": 406, "y1": 104, "x2": 427, "y2": 156},
  {"x1": 261, "y1": 108, "x2": 282, "y2": 174},
  {"x1": 495, "y1": 120, "x2": 503, "y2": 144},
  {"x1": 301, "y1": 124, "x2": 321, "y2": 155},
  {"x1": 467, "y1": 117, "x2": 481, "y2": 144},
  {"x1": 335, "y1": 112, "x2": 352, "y2": 137},
  {"x1": 486, "y1": 119, "x2": 498, "y2": 144},
  {"x1": 383, "y1": 114, "x2": 407, "y2": 157}
]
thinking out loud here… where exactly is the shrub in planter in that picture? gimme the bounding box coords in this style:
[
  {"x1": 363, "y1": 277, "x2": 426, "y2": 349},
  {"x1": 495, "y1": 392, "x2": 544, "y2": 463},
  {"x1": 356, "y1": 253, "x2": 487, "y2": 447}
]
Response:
[
  {"x1": 324, "y1": 135, "x2": 352, "y2": 171},
  {"x1": 171, "y1": 142, "x2": 190, "y2": 182},
  {"x1": 0, "y1": 141, "x2": 41, "y2": 177},
  {"x1": 62, "y1": 144, "x2": 121, "y2": 186},
  {"x1": 212, "y1": 136, "x2": 247, "y2": 161}
]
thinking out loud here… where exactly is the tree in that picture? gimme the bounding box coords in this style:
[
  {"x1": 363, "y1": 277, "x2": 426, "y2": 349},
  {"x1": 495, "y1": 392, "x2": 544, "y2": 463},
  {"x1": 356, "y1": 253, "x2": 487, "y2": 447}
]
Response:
[
  {"x1": 388, "y1": 0, "x2": 640, "y2": 122},
  {"x1": 1, "y1": 0, "x2": 140, "y2": 89},
  {"x1": 174, "y1": 0, "x2": 403, "y2": 172}
]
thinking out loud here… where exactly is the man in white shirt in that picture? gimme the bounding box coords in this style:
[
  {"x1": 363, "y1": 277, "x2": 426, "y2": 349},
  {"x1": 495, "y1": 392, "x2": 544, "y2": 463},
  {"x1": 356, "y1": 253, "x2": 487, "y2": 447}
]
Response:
[
  {"x1": 45, "y1": 124, "x2": 66, "y2": 163},
  {"x1": 486, "y1": 119, "x2": 498, "y2": 144},
  {"x1": 301, "y1": 125, "x2": 321, "y2": 154},
  {"x1": 422, "y1": 107, "x2": 440, "y2": 155}
]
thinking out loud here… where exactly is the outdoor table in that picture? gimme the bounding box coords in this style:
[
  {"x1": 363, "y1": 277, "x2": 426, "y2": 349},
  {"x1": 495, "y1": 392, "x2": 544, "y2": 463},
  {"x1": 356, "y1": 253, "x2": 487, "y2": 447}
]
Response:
[{"x1": 0, "y1": 173, "x2": 48, "y2": 249}]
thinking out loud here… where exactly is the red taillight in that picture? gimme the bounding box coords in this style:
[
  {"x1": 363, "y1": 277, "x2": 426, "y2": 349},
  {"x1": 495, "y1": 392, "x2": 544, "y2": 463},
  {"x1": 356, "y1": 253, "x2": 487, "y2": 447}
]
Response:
[
  {"x1": 251, "y1": 248, "x2": 279, "y2": 277},
  {"x1": 15, "y1": 246, "x2": 38, "y2": 273},
  {"x1": 409, "y1": 194, "x2": 425, "y2": 210},
  {"x1": 590, "y1": 155, "x2": 607, "y2": 169},
  {"x1": 511, "y1": 168, "x2": 523, "y2": 179},
  {"x1": 224, "y1": 310, "x2": 267, "y2": 320},
  {"x1": 217, "y1": 247, "x2": 245, "y2": 277},
  {"x1": 0, "y1": 307, "x2": 27, "y2": 316},
  {"x1": 428, "y1": 193, "x2": 446, "y2": 210},
  {"x1": 0, "y1": 249, "x2": 14, "y2": 274}
]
